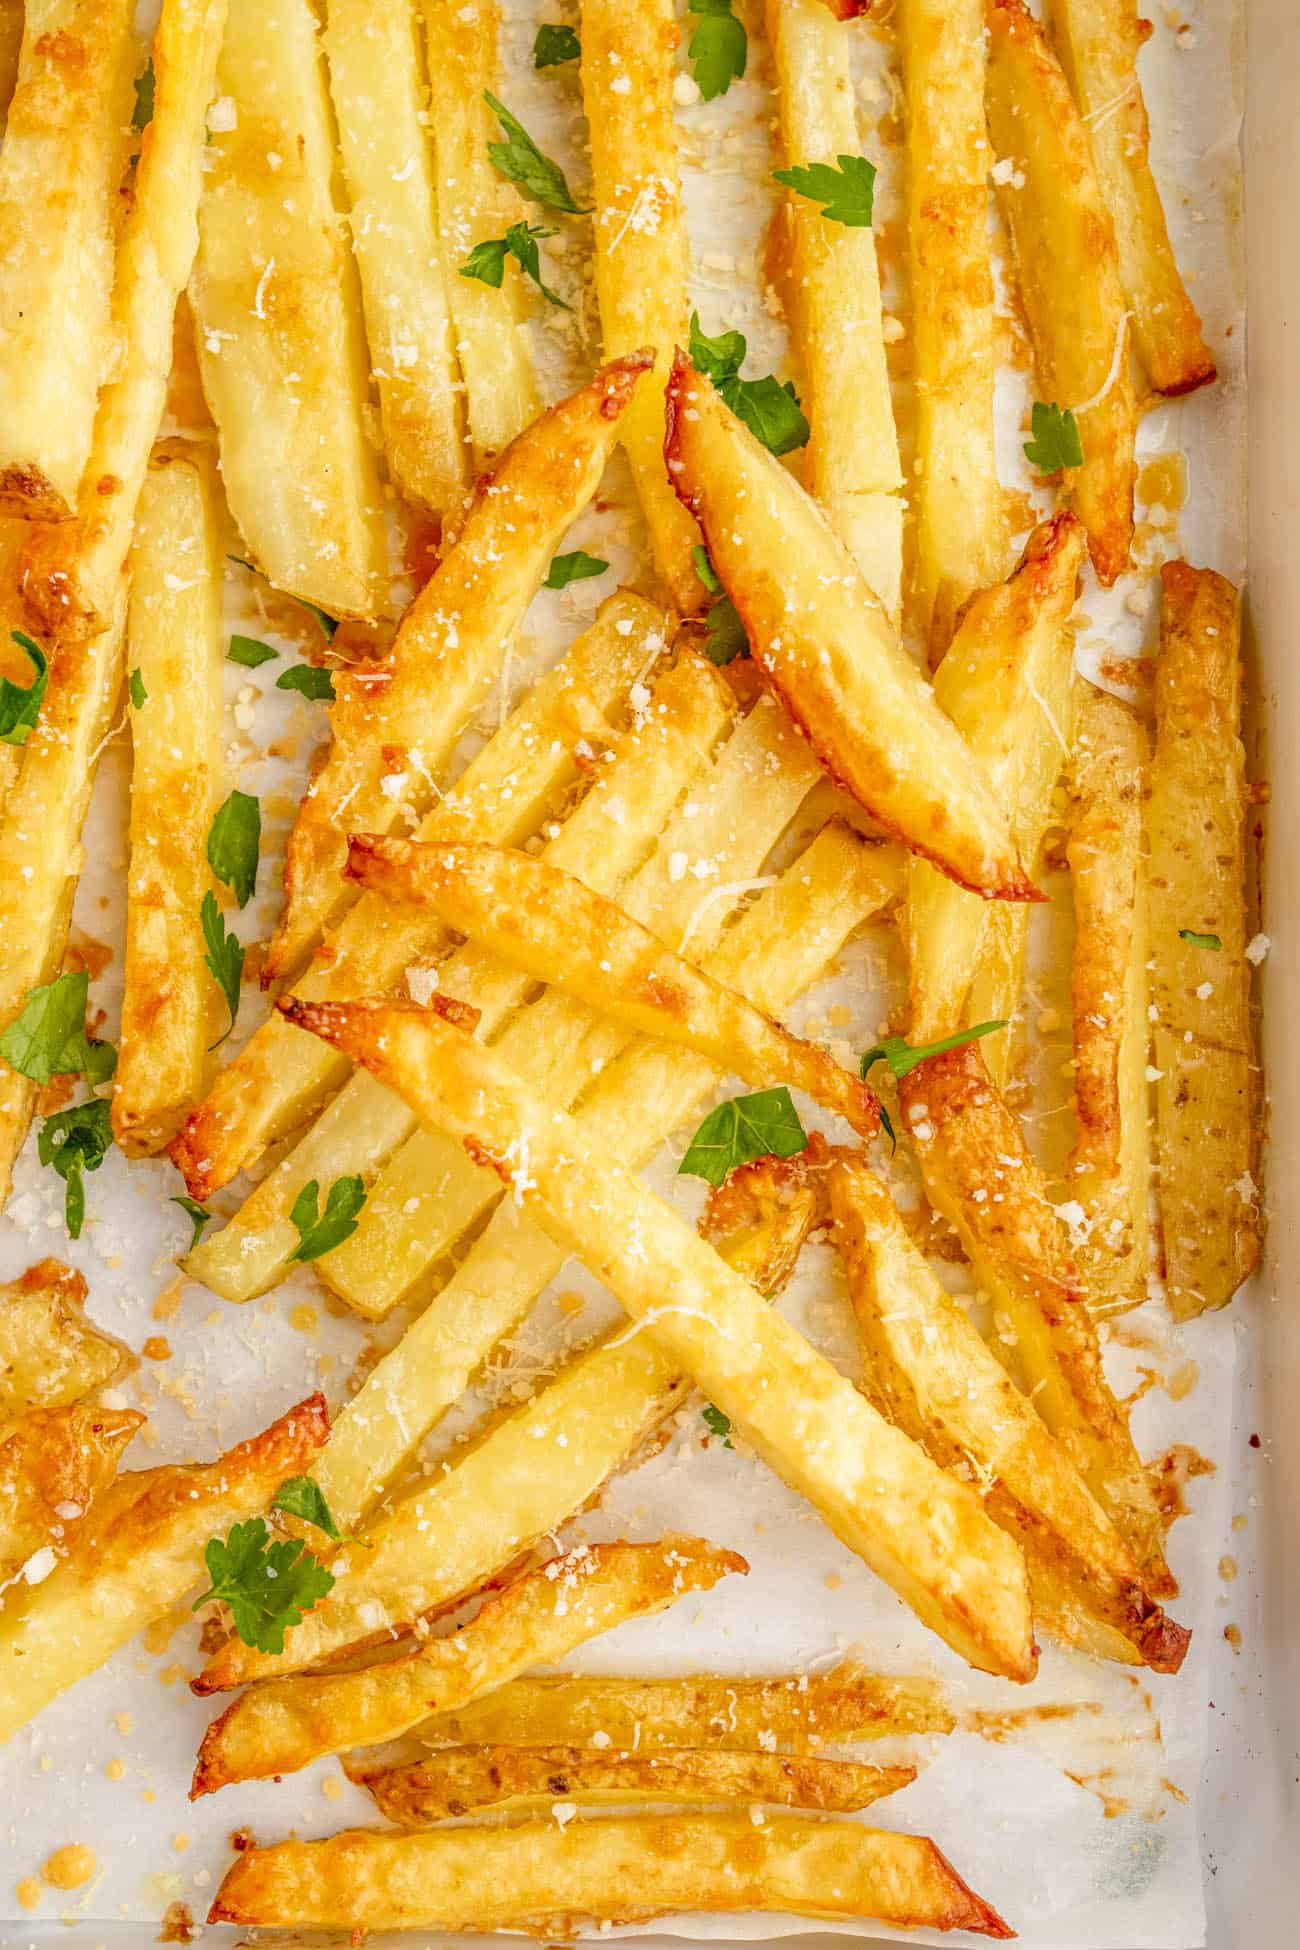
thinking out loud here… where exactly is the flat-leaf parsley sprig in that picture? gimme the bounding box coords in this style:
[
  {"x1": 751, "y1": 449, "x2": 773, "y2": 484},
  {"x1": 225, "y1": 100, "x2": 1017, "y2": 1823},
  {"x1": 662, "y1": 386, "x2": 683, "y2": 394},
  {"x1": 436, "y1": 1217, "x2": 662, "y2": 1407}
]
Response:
[
  {"x1": 192, "y1": 1516, "x2": 335, "y2": 1655},
  {"x1": 1024, "y1": 402, "x2": 1084, "y2": 474},
  {"x1": 691, "y1": 546, "x2": 748, "y2": 665},
  {"x1": 687, "y1": 0, "x2": 746, "y2": 102},
  {"x1": 288, "y1": 1175, "x2": 367, "y2": 1262},
  {"x1": 773, "y1": 154, "x2": 877, "y2": 228},
  {"x1": 0, "y1": 630, "x2": 49, "y2": 746},
  {"x1": 461, "y1": 222, "x2": 570, "y2": 310},
  {"x1": 688, "y1": 313, "x2": 809, "y2": 458},
  {"x1": 679, "y1": 1087, "x2": 808, "y2": 1188},
  {"x1": 484, "y1": 92, "x2": 589, "y2": 214}
]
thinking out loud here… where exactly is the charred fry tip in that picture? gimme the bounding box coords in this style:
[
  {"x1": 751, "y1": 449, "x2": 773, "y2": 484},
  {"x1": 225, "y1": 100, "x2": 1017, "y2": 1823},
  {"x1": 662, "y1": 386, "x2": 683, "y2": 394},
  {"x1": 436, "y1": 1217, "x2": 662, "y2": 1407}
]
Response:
[
  {"x1": 595, "y1": 346, "x2": 656, "y2": 415},
  {"x1": 1137, "y1": 1603, "x2": 1192, "y2": 1675},
  {"x1": 1155, "y1": 359, "x2": 1217, "y2": 399},
  {"x1": 189, "y1": 1700, "x2": 237, "y2": 1793}
]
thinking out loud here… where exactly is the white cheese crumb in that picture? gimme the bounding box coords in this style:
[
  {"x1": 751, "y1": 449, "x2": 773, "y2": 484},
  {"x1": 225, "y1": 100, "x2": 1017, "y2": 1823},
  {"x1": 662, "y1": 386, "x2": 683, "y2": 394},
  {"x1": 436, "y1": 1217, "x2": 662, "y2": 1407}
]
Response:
[
  {"x1": 1246, "y1": 933, "x2": 1271, "y2": 965},
  {"x1": 206, "y1": 96, "x2": 237, "y2": 133}
]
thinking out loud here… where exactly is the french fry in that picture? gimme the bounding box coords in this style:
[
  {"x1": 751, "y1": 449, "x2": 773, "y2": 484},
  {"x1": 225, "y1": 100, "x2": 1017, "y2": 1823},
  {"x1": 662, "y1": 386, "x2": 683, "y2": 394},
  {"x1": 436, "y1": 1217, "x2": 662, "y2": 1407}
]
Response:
[
  {"x1": 1146, "y1": 561, "x2": 1259, "y2": 1316},
  {"x1": 0, "y1": 1394, "x2": 327, "y2": 1744},
  {"x1": 324, "y1": 0, "x2": 467, "y2": 513},
  {"x1": 0, "y1": 0, "x2": 22, "y2": 128},
  {"x1": 1050, "y1": 0, "x2": 1215, "y2": 397},
  {"x1": 265, "y1": 352, "x2": 651, "y2": 985},
  {"x1": 985, "y1": 0, "x2": 1138, "y2": 587},
  {"x1": 898, "y1": 0, "x2": 1003, "y2": 651},
  {"x1": 208, "y1": 1814, "x2": 1013, "y2": 1937},
  {"x1": 19, "y1": 0, "x2": 230, "y2": 642},
  {"x1": 0, "y1": 0, "x2": 137, "y2": 518},
  {"x1": 112, "y1": 447, "x2": 225, "y2": 1155},
  {"x1": 906, "y1": 514, "x2": 1082, "y2": 1042},
  {"x1": 899, "y1": 1044, "x2": 1174, "y2": 1596},
  {"x1": 701, "y1": 1149, "x2": 827, "y2": 1301},
  {"x1": 421, "y1": 0, "x2": 536, "y2": 459},
  {"x1": 0, "y1": 521, "x2": 30, "y2": 811},
  {"x1": 189, "y1": 0, "x2": 387, "y2": 620},
  {"x1": 1066, "y1": 684, "x2": 1152, "y2": 1315},
  {"x1": 664, "y1": 355, "x2": 1035, "y2": 901},
  {"x1": 172, "y1": 591, "x2": 666, "y2": 1198},
  {"x1": 192, "y1": 1535, "x2": 744, "y2": 1794},
  {"x1": 0, "y1": 1401, "x2": 143, "y2": 1582},
  {"x1": 0, "y1": 1260, "x2": 133, "y2": 1427}
]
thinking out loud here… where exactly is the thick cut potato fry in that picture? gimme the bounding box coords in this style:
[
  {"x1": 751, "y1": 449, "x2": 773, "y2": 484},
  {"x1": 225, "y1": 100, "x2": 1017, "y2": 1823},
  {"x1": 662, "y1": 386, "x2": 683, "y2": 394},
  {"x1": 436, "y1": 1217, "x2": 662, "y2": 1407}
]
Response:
[
  {"x1": 899, "y1": 1044, "x2": 1173, "y2": 1596},
  {"x1": 986, "y1": 0, "x2": 1137, "y2": 586},
  {"x1": 190, "y1": 0, "x2": 387, "y2": 620},
  {"x1": 1066, "y1": 684, "x2": 1152, "y2": 1315},
  {"x1": 19, "y1": 0, "x2": 229, "y2": 642},
  {"x1": 266, "y1": 352, "x2": 651, "y2": 985},
  {"x1": 827, "y1": 1158, "x2": 1188, "y2": 1671},
  {"x1": 0, "y1": 0, "x2": 22, "y2": 128},
  {"x1": 358, "y1": 1745, "x2": 916, "y2": 1824},
  {"x1": 664, "y1": 356, "x2": 1034, "y2": 901},
  {"x1": 0, "y1": 1260, "x2": 132, "y2": 1427},
  {"x1": 0, "y1": 1394, "x2": 327, "y2": 1744},
  {"x1": 0, "y1": 0, "x2": 136, "y2": 518},
  {"x1": 906, "y1": 514, "x2": 1082, "y2": 1042},
  {"x1": 192, "y1": 1535, "x2": 744, "y2": 1793},
  {"x1": 581, "y1": 0, "x2": 700, "y2": 608},
  {"x1": 898, "y1": 0, "x2": 1004, "y2": 652},
  {"x1": 702, "y1": 1151, "x2": 827, "y2": 1301},
  {"x1": 0, "y1": 1402, "x2": 143, "y2": 1582},
  {"x1": 172, "y1": 593, "x2": 665, "y2": 1198},
  {"x1": 422, "y1": 0, "x2": 536, "y2": 459},
  {"x1": 324, "y1": 0, "x2": 466, "y2": 513},
  {"x1": 1050, "y1": 0, "x2": 1215, "y2": 397},
  {"x1": 113, "y1": 448, "x2": 225, "y2": 1154},
  {"x1": 1147, "y1": 561, "x2": 1259, "y2": 1316},
  {"x1": 209, "y1": 1815, "x2": 1012, "y2": 1936}
]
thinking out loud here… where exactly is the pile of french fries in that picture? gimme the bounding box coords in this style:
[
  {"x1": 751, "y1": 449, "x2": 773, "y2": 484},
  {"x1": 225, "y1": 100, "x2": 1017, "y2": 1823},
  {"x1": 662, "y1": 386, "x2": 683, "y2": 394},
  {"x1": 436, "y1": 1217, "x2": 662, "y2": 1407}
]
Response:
[{"x1": 0, "y1": 0, "x2": 1258, "y2": 1935}]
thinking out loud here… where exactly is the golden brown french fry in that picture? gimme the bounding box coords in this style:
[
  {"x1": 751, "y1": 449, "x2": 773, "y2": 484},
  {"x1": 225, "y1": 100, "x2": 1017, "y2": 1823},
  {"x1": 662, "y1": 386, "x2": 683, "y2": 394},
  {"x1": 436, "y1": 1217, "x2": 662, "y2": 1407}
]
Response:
[
  {"x1": 192, "y1": 1536, "x2": 744, "y2": 1794},
  {"x1": 265, "y1": 352, "x2": 651, "y2": 985},
  {"x1": 1066, "y1": 683, "x2": 1152, "y2": 1315},
  {"x1": 324, "y1": 0, "x2": 466, "y2": 513},
  {"x1": 664, "y1": 355, "x2": 1034, "y2": 902},
  {"x1": 898, "y1": 0, "x2": 1004, "y2": 652},
  {"x1": 0, "y1": 1401, "x2": 143, "y2": 1582},
  {"x1": 0, "y1": 0, "x2": 136, "y2": 518},
  {"x1": 190, "y1": 0, "x2": 387, "y2": 619},
  {"x1": 1050, "y1": 0, "x2": 1215, "y2": 397},
  {"x1": 0, "y1": 1394, "x2": 327, "y2": 1744},
  {"x1": 580, "y1": 0, "x2": 700, "y2": 608},
  {"x1": 700, "y1": 1149, "x2": 826, "y2": 1302},
  {"x1": 1147, "y1": 561, "x2": 1259, "y2": 1316},
  {"x1": 208, "y1": 1815, "x2": 1013, "y2": 1936},
  {"x1": 0, "y1": 1260, "x2": 133, "y2": 1427},
  {"x1": 0, "y1": 0, "x2": 22, "y2": 129},
  {"x1": 986, "y1": 0, "x2": 1137, "y2": 587}
]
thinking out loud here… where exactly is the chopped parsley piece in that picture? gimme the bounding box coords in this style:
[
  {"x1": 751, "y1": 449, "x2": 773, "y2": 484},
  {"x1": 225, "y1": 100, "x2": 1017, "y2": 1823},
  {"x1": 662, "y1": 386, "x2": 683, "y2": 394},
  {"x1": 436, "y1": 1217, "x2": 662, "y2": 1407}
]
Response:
[
  {"x1": 692, "y1": 545, "x2": 748, "y2": 664},
  {"x1": 272, "y1": 1475, "x2": 344, "y2": 1541},
  {"x1": 201, "y1": 890, "x2": 243, "y2": 1049},
  {"x1": 206, "y1": 790, "x2": 260, "y2": 908},
  {"x1": 460, "y1": 221, "x2": 570, "y2": 310},
  {"x1": 773, "y1": 154, "x2": 877, "y2": 228},
  {"x1": 1024, "y1": 402, "x2": 1084, "y2": 474},
  {"x1": 288, "y1": 1174, "x2": 367, "y2": 1263},
  {"x1": 860, "y1": 1020, "x2": 1007, "y2": 1084},
  {"x1": 1179, "y1": 929, "x2": 1222, "y2": 951},
  {"x1": 483, "y1": 91, "x2": 589, "y2": 214},
  {"x1": 679, "y1": 1087, "x2": 808, "y2": 1188},
  {"x1": 534, "y1": 22, "x2": 580, "y2": 67},
  {"x1": 688, "y1": 313, "x2": 809, "y2": 457},
  {"x1": 228, "y1": 633, "x2": 279, "y2": 669},
  {"x1": 192, "y1": 1517, "x2": 334, "y2": 1655},
  {"x1": 171, "y1": 1195, "x2": 212, "y2": 1251},
  {"x1": 132, "y1": 58, "x2": 155, "y2": 134},
  {"x1": 702, "y1": 1402, "x2": 733, "y2": 1446},
  {"x1": 38, "y1": 1098, "x2": 113, "y2": 1239},
  {"x1": 0, "y1": 631, "x2": 48, "y2": 747},
  {"x1": 544, "y1": 549, "x2": 608, "y2": 589},
  {"x1": 128, "y1": 667, "x2": 147, "y2": 710},
  {"x1": 276, "y1": 663, "x2": 335, "y2": 702},
  {"x1": 688, "y1": 0, "x2": 747, "y2": 101},
  {"x1": 0, "y1": 970, "x2": 116, "y2": 1086}
]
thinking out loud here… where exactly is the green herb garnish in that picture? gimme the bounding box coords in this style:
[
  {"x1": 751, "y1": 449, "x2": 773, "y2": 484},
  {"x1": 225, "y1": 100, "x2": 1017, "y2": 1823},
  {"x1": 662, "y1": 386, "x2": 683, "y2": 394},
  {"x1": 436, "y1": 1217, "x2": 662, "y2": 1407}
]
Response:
[{"x1": 679, "y1": 1087, "x2": 808, "y2": 1188}]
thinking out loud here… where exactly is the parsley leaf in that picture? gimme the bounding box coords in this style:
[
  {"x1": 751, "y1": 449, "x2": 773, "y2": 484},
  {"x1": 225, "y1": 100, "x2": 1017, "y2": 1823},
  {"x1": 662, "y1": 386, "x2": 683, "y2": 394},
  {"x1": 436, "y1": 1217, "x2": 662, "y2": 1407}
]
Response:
[
  {"x1": 534, "y1": 22, "x2": 580, "y2": 67},
  {"x1": 692, "y1": 545, "x2": 748, "y2": 664},
  {"x1": 679, "y1": 1087, "x2": 808, "y2": 1188},
  {"x1": 192, "y1": 1516, "x2": 334, "y2": 1655},
  {"x1": 38, "y1": 1098, "x2": 113, "y2": 1239},
  {"x1": 688, "y1": 313, "x2": 809, "y2": 457},
  {"x1": 773, "y1": 154, "x2": 877, "y2": 227},
  {"x1": 206, "y1": 790, "x2": 260, "y2": 908},
  {"x1": 228, "y1": 633, "x2": 279, "y2": 669},
  {"x1": 227, "y1": 554, "x2": 337, "y2": 640},
  {"x1": 545, "y1": 549, "x2": 608, "y2": 589},
  {"x1": 484, "y1": 91, "x2": 589, "y2": 214},
  {"x1": 129, "y1": 667, "x2": 147, "y2": 710},
  {"x1": 132, "y1": 58, "x2": 155, "y2": 133},
  {"x1": 878, "y1": 1103, "x2": 897, "y2": 1154},
  {"x1": 702, "y1": 1402, "x2": 733, "y2": 1446},
  {"x1": 688, "y1": 0, "x2": 747, "y2": 101},
  {"x1": 289, "y1": 1174, "x2": 367, "y2": 1262},
  {"x1": 0, "y1": 970, "x2": 116, "y2": 1086},
  {"x1": 860, "y1": 1020, "x2": 1007, "y2": 1084},
  {"x1": 201, "y1": 890, "x2": 243, "y2": 1048},
  {"x1": 272, "y1": 1475, "x2": 344, "y2": 1541},
  {"x1": 276, "y1": 663, "x2": 335, "y2": 701},
  {"x1": 171, "y1": 1195, "x2": 211, "y2": 1251},
  {"x1": 1024, "y1": 402, "x2": 1084, "y2": 474},
  {"x1": 0, "y1": 631, "x2": 48, "y2": 747},
  {"x1": 460, "y1": 221, "x2": 570, "y2": 309},
  {"x1": 1179, "y1": 929, "x2": 1222, "y2": 951}
]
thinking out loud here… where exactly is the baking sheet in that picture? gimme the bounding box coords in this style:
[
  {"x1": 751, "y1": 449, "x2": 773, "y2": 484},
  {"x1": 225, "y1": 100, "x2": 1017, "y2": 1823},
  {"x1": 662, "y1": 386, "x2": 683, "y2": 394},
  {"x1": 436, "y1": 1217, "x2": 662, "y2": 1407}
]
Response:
[{"x1": 0, "y1": 0, "x2": 1257, "y2": 1943}]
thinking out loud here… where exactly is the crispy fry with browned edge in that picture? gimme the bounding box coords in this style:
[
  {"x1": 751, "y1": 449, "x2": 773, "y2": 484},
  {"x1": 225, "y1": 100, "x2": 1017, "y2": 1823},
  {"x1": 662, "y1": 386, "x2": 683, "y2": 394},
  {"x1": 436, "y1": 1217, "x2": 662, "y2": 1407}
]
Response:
[
  {"x1": 209, "y1": 1815, "x2": 1013, "y2": 1937},
  {"x1": 192, "y1": 1536, "x2": 744, "y2": 1795},
  {"x1": 906, "y1": 514, "x2": 1082, "y2": 1042},
  {"x1": 0, "y1": 1260, "x2": 133, "y2": 1427},
  {"x1": 0, "y1": 0, "x2": 22, "y2": 128},
  {"x1": 357, "y1": 1745, "x2": 916, "y2": 1825},
  {"x1": 826, "y1": 1156, "x2": 1188, "y2": 1671},
  {"x1": 1066, "y1": 684, "x2": 1152, "y2": 1315},
  {"x1": 899, "y1": 0, "x2": 1004, "y2": 653},
  {"x1": 343, "y1": 838, "x2": 879, "y2": 1138},
  {"x1": 1050, "y1": 0, "x2": 1215, "y2": 397},
  {"x1": 664, "y1": 355, "x2": 1035, "y2": 902},
  {"x1": 1147, "y1": 561, "x2": 1259, "y2": 1316},
  {"x1": 0, "y1": 1401, "x2": 143, "y2": 1582},
  {"x1": 899, "y1": 1044, "x2": 1173, "y2": 1596},
  {"x1": 581, "y1": 0, "x2": 700, "y2": 608},
  {"x1": 701, "y1": 1150, "x2": 827, "y2": 1302},
  {"x1": 264, "y1": 352, "x2": 651, "y2": 986},
  {"x1": 985, "y1": 0, "x2": 1137, "y2": 586},
  {"x1": 0, "y1": 1394, "x2": 327, "y2": 1744},
  {"x1": 280, "y1": 994, "x2": 1035, "y2": 1681}
]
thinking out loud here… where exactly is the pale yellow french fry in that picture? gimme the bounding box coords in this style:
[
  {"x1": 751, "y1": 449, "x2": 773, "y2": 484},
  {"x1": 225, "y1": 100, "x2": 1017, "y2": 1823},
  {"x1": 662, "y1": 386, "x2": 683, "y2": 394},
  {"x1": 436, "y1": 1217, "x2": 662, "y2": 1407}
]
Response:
[
  {"x1": 265, "y1": 352, "x2": 651, "y2": 985},
  {"x1": 324, "y1": 0, "x2": 467, "y2": 513},
  {"x1": 190, "y1": 0, "x2": 387, "y2": 619},
  {"x1": 0, "y1": 1260, "x2": 133, "y2": 1428},
  {"x1": 986, "y1": 0, "x2": 1137, "y2": 587},
  {"x1": 0, "y1": 0, "x2": 136, "y2": 518},
  {"x1": 0, "y1": 1402, "x2": 143, "y2": 1583},
  {"x1": 1147, "y1": 561, "x2": 1259, "y2": 1317}
]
